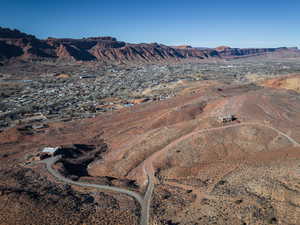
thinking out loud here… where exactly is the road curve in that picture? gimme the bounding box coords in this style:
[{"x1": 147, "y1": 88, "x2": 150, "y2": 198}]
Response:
[
  {"x1": 136, "y1": 121, "x2": 300, "y2": 205},
  {"x1": 38, "y1": 156, "x2": 146, "y2": 222},
  {"x1": 37, "y1": 121, "x2": 300, "y2": 225}
]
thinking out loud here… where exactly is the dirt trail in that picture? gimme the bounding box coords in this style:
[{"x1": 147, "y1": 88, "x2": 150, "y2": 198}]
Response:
[
  {"x1": 37, "y1": 122, "x2": 299, "y2": 225},
  {"x1": 139, "y1": 121, "x2": 300, "y2": 181}
]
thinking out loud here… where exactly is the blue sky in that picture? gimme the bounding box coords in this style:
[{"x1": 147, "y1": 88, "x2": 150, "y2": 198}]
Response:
[{"x1": 1, "y1": 0, "x2": 299, "y2": 47}]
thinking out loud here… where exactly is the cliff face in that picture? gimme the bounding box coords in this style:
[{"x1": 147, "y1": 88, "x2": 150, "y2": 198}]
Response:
[
  {"x1": 0, "y1": 27, "x2": 220, "y2": 62},
  {"x1": 215, "y1": 46, "x2": 300, "y2": 58},
  {"x1": 216, "y1": 47, "x2": 277, "y2": 58},
  {"x1": 0, "y1": 27, "x2": 298, "y2": 63},
  {"x1": 0, "y1": 27, "x2": 58, "y2": 60}
]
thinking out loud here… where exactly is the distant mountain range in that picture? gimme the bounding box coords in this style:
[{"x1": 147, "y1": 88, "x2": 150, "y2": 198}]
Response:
[{"x1": 0, "y1": 27, "x2": 299, "y2": 63}]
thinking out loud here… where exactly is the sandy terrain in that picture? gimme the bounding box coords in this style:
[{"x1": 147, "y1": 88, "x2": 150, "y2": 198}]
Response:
[
  {"x1": 0, "y1": 76, "x2": 300, "y2": 225},
  {"x1": 261, "y1": 74, "x2": 300, "y2": 92}
]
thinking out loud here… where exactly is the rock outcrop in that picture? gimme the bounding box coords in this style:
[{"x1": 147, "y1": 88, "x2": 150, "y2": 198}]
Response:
[
  {"x1": 0, "y1": 27, "x2": 57, "y2": 60},
  {"x1": 217, "y1": 47, "x2": 277, "y2": 58},
  {"x1": 215, "y1": 46, "x2": 300, "y2": 58},
  {"x1": 0, "y1": 27, "x2": 298, "y2": 63}
]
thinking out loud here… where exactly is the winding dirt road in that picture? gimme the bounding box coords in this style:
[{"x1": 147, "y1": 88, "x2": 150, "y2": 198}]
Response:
[{"x1": 38, "y1": 121, "x2": 299, "y2": 225}]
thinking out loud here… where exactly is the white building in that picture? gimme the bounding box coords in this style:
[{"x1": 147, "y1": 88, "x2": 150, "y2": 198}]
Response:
[{"x1": 42, "y1": 147, "x2": 60, "y2": 155}]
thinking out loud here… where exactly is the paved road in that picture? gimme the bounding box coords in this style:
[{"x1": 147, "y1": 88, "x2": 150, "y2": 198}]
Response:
[
  {"x1": 38, "y1": 157, "x2": 146, "y2": 219},
  {"x1": 38, "y1": 121, "x2": 299, "y2": 225},
  {"x1": 39, "y1": 156, "x2": 154, "y2": 225},
  {"x1": 140, "y1": 167, "x2": 154, "y2": 225}
]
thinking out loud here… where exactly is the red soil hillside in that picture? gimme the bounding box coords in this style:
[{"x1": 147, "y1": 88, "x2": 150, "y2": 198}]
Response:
[{"x1": 0, "y1": 78, "x2": 299, "y2": 225}]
